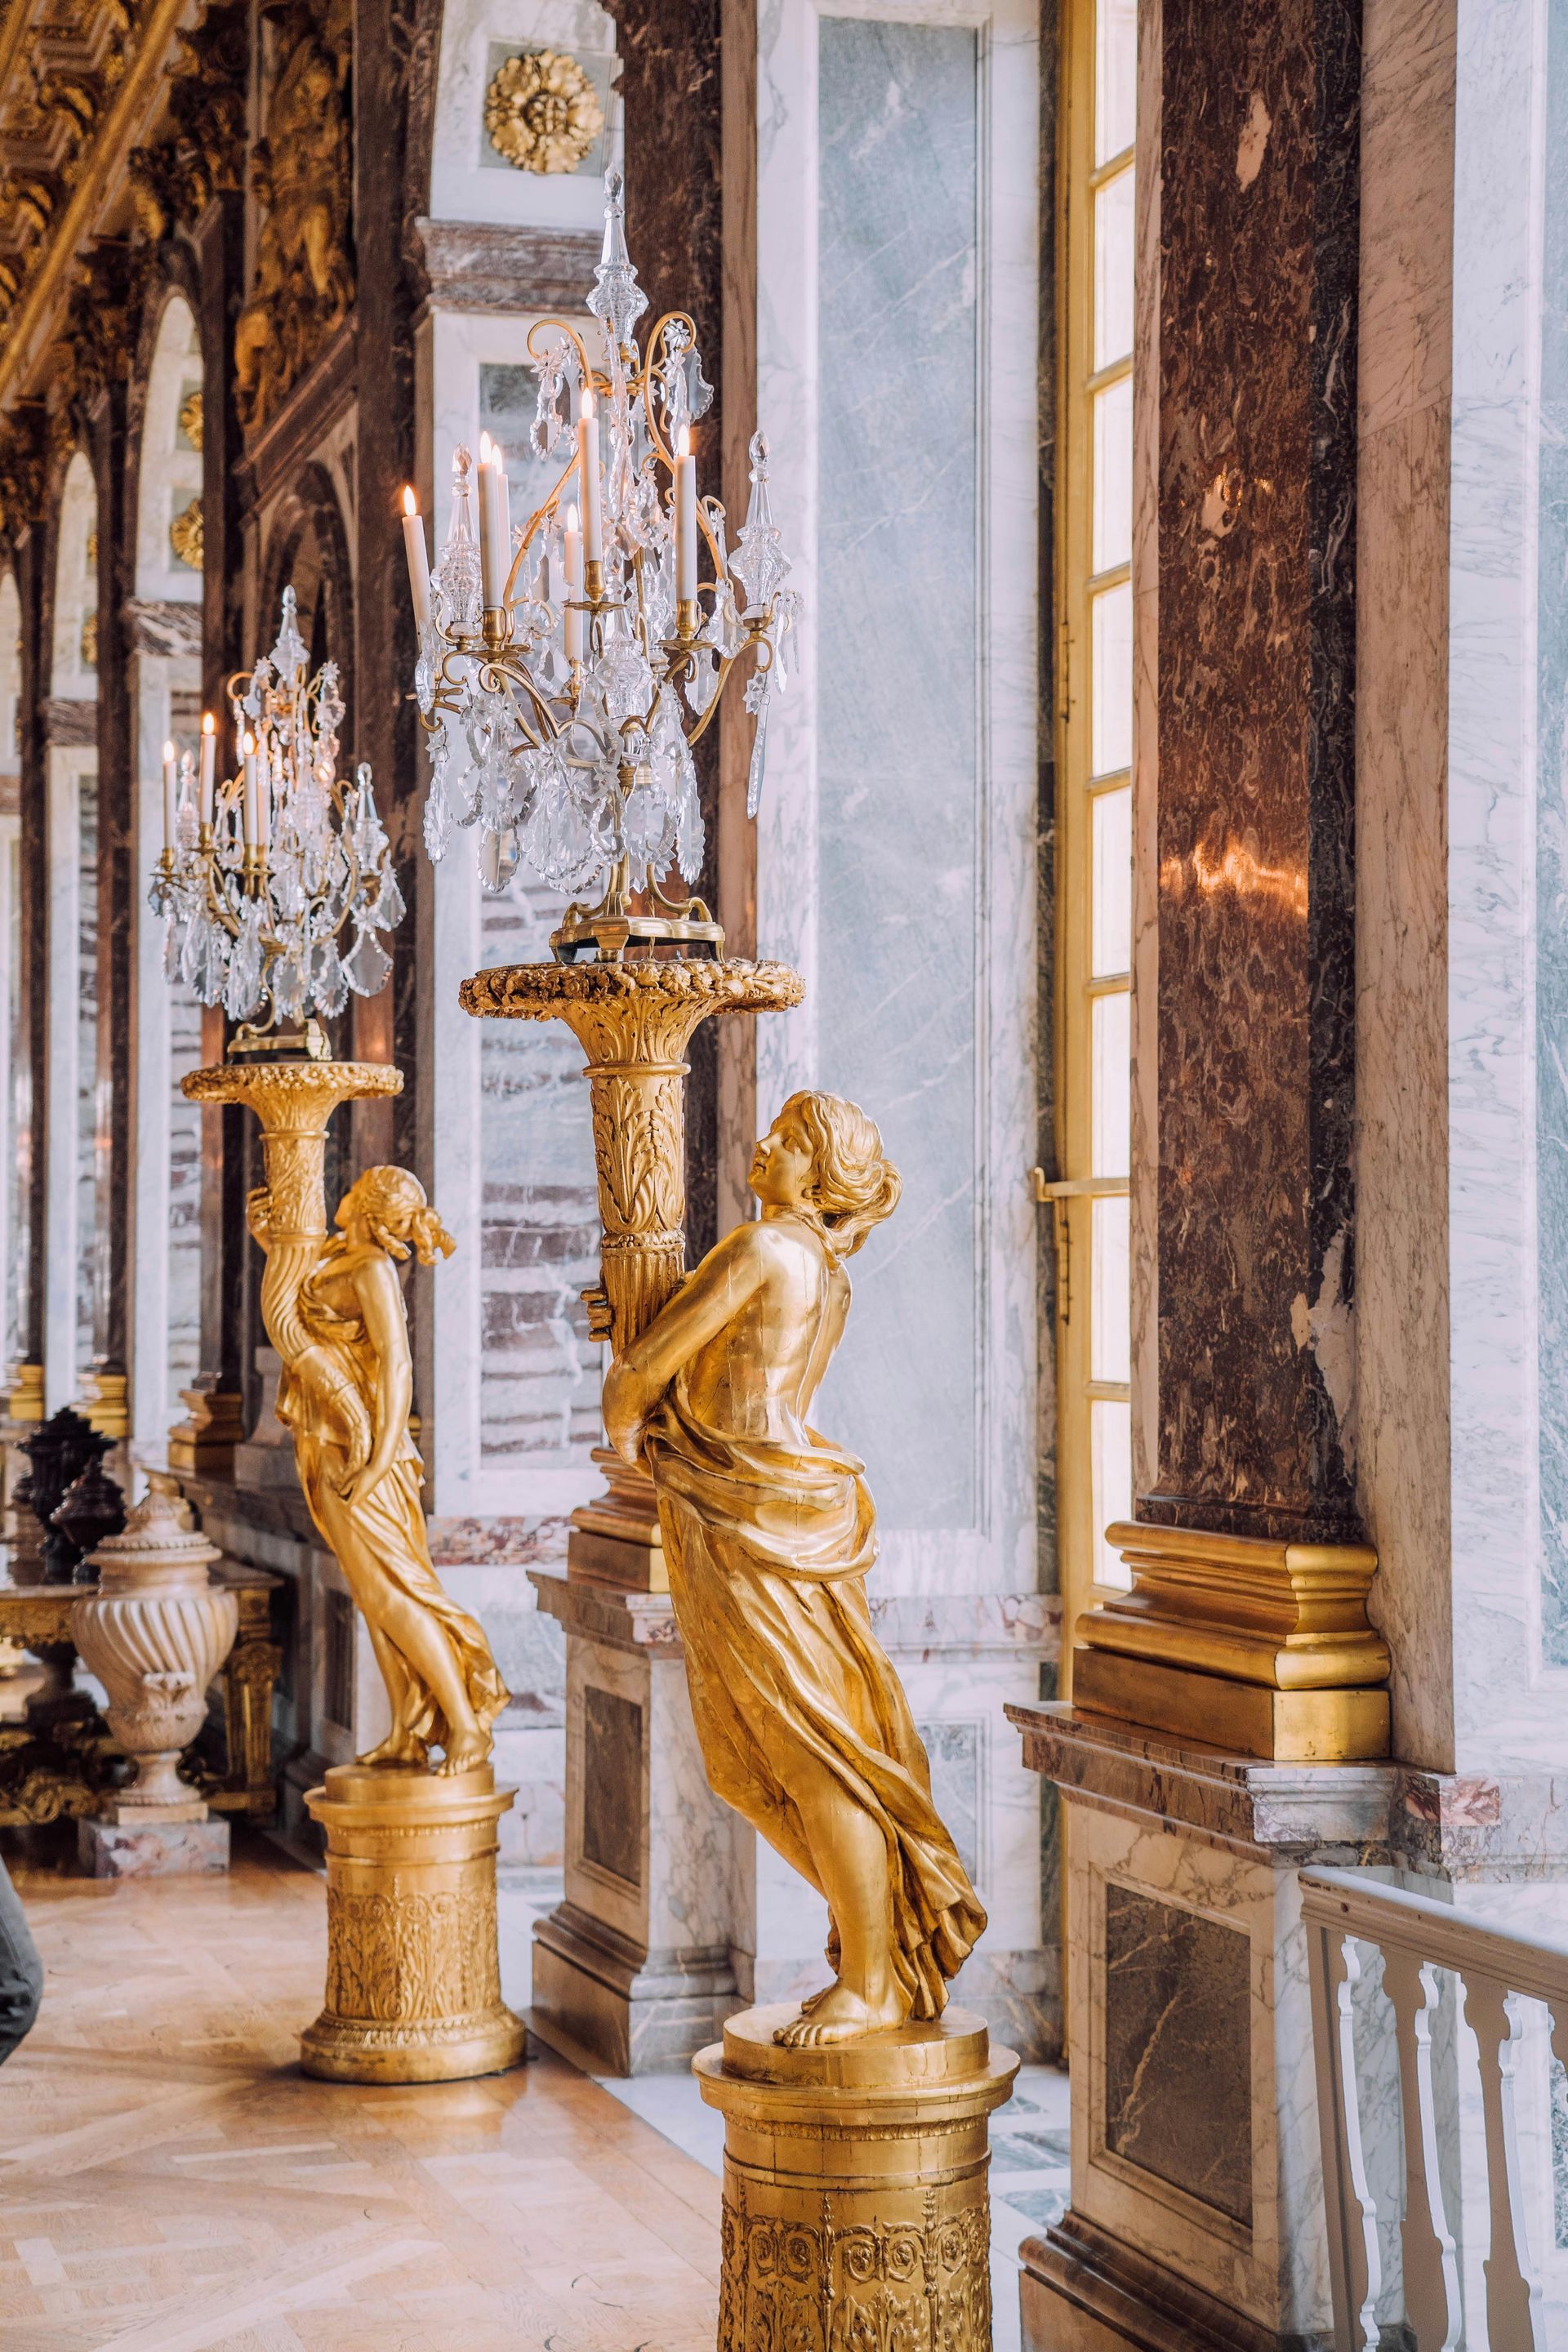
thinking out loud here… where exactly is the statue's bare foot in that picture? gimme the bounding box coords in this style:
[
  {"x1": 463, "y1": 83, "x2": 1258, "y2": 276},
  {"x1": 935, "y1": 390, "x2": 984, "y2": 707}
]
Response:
[
  {"x1": 435, "y1": 1735, "x2": 488, "y2": 1776},
  {"x1": 773, "y1": 1980, "x2": 908, "y2": 2048},
  {"x1": 357, "y1": 1735, "x2": 428, "y2": 1769}
]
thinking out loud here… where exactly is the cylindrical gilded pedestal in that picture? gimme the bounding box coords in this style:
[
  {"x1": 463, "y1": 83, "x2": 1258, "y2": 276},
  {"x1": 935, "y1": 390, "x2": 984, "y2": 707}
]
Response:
[
  {"x1": 696, "y1": 2006, "x2": 1018, "y2": 2351},
  {"x1": 301, "y1": 1760, "x2": 526, "y2": 2083}
]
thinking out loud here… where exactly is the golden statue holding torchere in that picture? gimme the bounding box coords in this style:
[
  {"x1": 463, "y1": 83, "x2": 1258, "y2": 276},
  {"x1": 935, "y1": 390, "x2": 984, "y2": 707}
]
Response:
[
  {"x1": 604, "y1": 1089, "x2": 986, "y2": 2048},
  {"x1": 247, "y1": 1160, "x2": 506, "y2": 1775},
  {"x1": 184, "y1": 1056, "x2": 523, "y2": 2082}
]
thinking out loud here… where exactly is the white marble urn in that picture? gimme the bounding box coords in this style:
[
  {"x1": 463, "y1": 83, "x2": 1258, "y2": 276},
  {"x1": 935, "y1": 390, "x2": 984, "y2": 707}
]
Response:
[{"x1": 73, "y1": 1477, "x2": 238, "y2": 1820}]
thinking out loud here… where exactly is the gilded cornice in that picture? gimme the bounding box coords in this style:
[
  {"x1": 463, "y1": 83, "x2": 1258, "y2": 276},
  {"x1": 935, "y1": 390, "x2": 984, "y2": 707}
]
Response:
[{"x1": 0, "y1": 0, "x2": 191, "y2": 413}]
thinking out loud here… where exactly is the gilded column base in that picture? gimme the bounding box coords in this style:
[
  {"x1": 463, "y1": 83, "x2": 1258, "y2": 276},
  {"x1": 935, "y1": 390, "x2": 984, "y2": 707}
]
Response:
[
  {"x1": 302, "y1": 1761, "x2": 526, "y2": 2084},
  {"x1": 1072, "y1": 1650, "x2": 1390, "y2": 1762},
  {"x1": 696, "y1": 2005, "x2": 1018, "y2": 2351}
]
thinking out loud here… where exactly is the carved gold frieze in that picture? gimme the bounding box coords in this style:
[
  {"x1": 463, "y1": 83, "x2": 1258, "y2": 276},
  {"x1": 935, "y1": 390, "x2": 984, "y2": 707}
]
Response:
[
  {"x1": 483, "y1": 50, "x2": 603, "y2": 175},
  {"x1": 0, "y1": 0, "x2": 192, "y2": 407},
  {"x1": 127, "y1": 2, "x2": 247, "y2": 244},
  {"x1": 169, "y1": 494, "x2": 203, "y2": 568},
  {"x1": 79, "y1": 612, "x2": 97, "y2": 668},
  {"x1": 233, "y1": 0, "x2": 354, "y2": 436},
  {"x1": 177, "y1": 386, "x2": 203, "y2": 450}
]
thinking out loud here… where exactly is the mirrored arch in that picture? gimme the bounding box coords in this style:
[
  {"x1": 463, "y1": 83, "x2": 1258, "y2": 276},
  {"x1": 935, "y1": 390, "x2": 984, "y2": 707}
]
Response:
[
  {"x1": 136, "y1": 294, "x2": 204, "y2": 604},
  {"x1": 51, "y1": 448, "x2": 99, "y2": 701}
]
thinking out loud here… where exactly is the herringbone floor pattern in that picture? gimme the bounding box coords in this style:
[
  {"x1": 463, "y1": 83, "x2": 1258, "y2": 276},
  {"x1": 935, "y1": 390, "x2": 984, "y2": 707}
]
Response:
[{"x1": 0, "y1": 1833, "x2": 720, "y2": 2352}]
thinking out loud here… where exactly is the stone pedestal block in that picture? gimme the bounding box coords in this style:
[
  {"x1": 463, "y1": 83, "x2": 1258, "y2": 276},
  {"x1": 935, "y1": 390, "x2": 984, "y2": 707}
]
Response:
[
  {"x1": 1007, "y1": 1704, "x2": 1400, "y2": 2352},
  {"x1": 79, "y1": 1815, "x2": 231, "y2": 1877},
  {"x1": 529, "y1": 1567, "x2": 744, "y2": 2074}
]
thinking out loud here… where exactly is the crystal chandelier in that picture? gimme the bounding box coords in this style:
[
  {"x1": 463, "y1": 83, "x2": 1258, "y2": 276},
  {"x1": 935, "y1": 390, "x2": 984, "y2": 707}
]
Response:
[
  {"x1": 148, "y1": 587, "x2": 405, "y2": 1052},
  {"x1": 403, "y1": 170, "x2": 799, "y2": 961}
]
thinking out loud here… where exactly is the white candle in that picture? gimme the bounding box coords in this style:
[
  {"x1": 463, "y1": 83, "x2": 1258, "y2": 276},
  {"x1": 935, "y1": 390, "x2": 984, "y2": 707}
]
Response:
[
  {"x1": 564, "y1": 502, "x2": 584, "y2": 664},
  {"x1": 198, "y1": 712, "x2": 216, "y2": 830},
  {"x1": 495, "y1": 441, "x2": 513, "y2": 592},
  {"x1": 476, "y1": 432, "x2": 501, "y2": 610},
  {"x1": 675, "y1": 425, "x2": 697, "y2": 604},
  {"x1": 162, "y1": 739, "x2": 176, "y2": 852},
  {"x1": 242, "y1": 732, "x2": 258, "y2": 849},
  {"x1": 401, "y1": 487, "x2": 432, "y2": 632},
  {"x1": 577, "y1": 386, "x2": 603, "y2": 565}
]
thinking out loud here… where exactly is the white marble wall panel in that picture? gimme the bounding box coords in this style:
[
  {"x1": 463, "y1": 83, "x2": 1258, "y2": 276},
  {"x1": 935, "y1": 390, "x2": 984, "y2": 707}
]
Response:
[
  {"x1": 0, "y1": 816, "x2": 15, "y2": 1372},
  {"x1": 752, "y1": 0, "x2": 1038, "y2": 1602},
  {"x1": 429, "y1": 0, "x2": 620, "y2": 229},
  {"x1": 1445, "y1": 0, "x2": 1560, "y2": 1773},
  {"x1": 44, "y1": 750, "x2": 87, "y2": 1410}
]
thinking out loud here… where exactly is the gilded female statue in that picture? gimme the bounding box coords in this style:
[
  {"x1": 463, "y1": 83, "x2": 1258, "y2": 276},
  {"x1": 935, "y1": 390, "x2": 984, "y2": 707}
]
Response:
[
  {"x1": 247, "y1": 1163, "x2": 506, "y2": 1775},
  {"x1": 603, "y1": 1091, "x2": 985, "y2": 2047}
]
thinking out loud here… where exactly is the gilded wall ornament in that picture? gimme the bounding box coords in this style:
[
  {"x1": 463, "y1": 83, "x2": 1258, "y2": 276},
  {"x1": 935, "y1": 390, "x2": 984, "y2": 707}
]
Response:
[
  {"x1": 178, "y1": 387, "x2": 203, "y2": 451},
  {"x1": 80, "y1": 612, "x2": 97, "y2": 669},
  {"x1": 483, "y1": 50, "x2": 604, "y2": 175},
  {"x1": 170, "y1": 495, "x2": 203, "y2": 569},
  {"x1": 234, "y1": 0, "x2": 354, "y2": 434}
]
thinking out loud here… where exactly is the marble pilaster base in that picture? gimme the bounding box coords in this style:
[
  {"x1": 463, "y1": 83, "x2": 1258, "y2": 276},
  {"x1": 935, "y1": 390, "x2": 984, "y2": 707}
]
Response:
[
  {"x1": 529, "y1": 1568, "x2": 744, "y2": 2074},
  {"x1": 532, "y1": 1899, "x2": 737, "y2": 2074},
  {"x1": 1006, "y1": 1704, "x2": 1399, "y2": 2352},
  {"x1": 79, "y1": 1815, "x2": 231, "y2": 1877}
]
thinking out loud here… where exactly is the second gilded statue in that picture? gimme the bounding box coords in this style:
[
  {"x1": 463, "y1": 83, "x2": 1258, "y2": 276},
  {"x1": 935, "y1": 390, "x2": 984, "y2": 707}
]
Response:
[{"x1": 249, "y1": 1161, "x2": 507, "y2": 1775}]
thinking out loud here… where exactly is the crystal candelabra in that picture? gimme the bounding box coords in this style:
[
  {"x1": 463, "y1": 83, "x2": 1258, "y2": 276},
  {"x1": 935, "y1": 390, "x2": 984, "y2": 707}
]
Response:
[
  {"x1": 403, "y1": 169, "x2": 799, "y2": 961},
  {"x1": 148, "y1": 587, "x2": 405, "y2": 1054}
]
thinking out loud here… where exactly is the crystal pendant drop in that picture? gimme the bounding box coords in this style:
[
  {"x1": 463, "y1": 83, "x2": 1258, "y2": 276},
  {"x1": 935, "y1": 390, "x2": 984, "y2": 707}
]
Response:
[
  {"x1": 371, "y1": 864, "x2": 407, "y2": 931},
  {"x1": 312, "y1": 938, "x2": 350, "y2": 1018},
  {"x1": 342, "y1": 924, "x2": 393, "y2": 997}
]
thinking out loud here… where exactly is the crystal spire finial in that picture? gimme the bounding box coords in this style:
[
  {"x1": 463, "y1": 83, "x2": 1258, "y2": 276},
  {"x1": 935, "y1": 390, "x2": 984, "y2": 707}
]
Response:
[{"x1": 588, "y1": 168, "x2": 648, "y2": 345}]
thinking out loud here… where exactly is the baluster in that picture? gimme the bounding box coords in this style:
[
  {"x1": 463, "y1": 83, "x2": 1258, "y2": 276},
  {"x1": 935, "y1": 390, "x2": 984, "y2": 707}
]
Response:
[
  {"x1": 1308, "y1": 1921, "x2": 1383, "y2": 2350},
  {"x1": 1383, "y1": 1946, "x2": 1461, "y2": 2349},
  {"x1": 1463, "y1": 1973, "x2": 1544, "y2": 2350}
]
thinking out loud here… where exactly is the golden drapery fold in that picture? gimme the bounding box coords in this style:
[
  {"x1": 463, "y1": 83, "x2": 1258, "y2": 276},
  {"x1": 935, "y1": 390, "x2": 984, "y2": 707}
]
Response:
[
  {"x1": 281, "y1": 1268, "x2": 508, "y2": 1753},
  {"x1": 646, "y1": 1380, "x2": 987, "y2": 2022}
]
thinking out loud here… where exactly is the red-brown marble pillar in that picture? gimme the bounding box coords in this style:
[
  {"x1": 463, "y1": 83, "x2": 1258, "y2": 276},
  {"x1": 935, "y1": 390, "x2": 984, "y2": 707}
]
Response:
[{"x1": 1145, "y1": 0, "x2": 1361, "y2": 1542}]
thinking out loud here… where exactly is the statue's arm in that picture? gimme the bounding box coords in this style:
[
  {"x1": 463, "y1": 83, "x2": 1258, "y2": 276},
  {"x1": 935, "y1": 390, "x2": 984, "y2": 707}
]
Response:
[
  {"x1": 342, "y1": 1255, "x2": 412, "y2": 1503},
  {"x1": 602, "y1": 1225, "x2": 765, "y2": 1463}
]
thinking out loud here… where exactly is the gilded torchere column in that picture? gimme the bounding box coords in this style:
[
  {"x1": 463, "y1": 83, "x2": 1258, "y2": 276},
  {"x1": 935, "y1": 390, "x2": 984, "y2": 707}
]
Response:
[{"x1": 184, "y1": 1054, "x2": 524, "y2": 2083}]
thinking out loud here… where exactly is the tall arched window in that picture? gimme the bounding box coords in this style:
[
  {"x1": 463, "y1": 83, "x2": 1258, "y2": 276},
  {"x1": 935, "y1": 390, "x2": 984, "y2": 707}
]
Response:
[
  {"x1": 1054, "y1": 0, "x2": 1136, "y2": 1654},
  {"x1": 47, "y1": 448, "x2": 100, "y2": 1408},
  {"x1": 130, "y1": 293, "x2": 205, "y2": 1450}
]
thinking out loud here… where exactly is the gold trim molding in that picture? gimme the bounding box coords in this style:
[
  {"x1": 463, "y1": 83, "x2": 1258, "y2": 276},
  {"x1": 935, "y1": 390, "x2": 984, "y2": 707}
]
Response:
[{"x1": 1072, "y1": 1520, "x2": 1390, "y2": 1762}]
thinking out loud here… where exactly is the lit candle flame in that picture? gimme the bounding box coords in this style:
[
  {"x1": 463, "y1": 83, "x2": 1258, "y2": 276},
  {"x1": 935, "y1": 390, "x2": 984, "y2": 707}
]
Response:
[
  {"x1": 580, "y1": 386, "x2": 595, "y2": 419},
  {"x1": 201, "y1": 711, "x2": 214, "y2": 737},
  {"x1": 568, "y1": 502, "x2": 579, "y2": 531},
  {"x1": 677, "y1": 425, "x2": 691, "y2": 457},
  {"x1": 402, "y1": 485, "x2": 417, "y2": 516},
  {"x1": 163, "y1": 738, "x2": 174, "y2": 763}
]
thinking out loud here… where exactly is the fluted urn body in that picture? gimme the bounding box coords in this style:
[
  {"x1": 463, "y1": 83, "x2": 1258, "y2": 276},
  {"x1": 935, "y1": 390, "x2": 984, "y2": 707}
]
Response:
[{"x1": 74, "y1": 1481, "x2": 238, "y2": 1815}]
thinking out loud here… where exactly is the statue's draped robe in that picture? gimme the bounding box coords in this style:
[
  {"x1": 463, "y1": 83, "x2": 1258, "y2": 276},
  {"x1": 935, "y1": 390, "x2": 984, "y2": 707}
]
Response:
[
  {"x1": 644, "y1": 1227, "x2": 986, "y2": 2021},
  {"x1": 279, "y1": 1242, "x2": 506, "y2": 1753}
]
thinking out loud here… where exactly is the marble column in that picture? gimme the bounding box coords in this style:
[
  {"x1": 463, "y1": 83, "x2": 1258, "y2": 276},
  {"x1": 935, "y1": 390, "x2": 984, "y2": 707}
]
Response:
[
  {"x1": 1143, "y1": 0, "x2": 1361, "y2": 1543},
  {"x1": 1018, "y1": 2, "x2": 1370, "y2": 2345},
  {"x1": 84, "y1": 376, "x2": 135, "y2": 1441}
]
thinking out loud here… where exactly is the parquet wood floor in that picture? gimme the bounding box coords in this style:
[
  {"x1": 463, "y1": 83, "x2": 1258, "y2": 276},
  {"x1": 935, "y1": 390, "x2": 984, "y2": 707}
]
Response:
[{"x1": 0, "y1": 1833, "x2": 720, "y2": 2352}]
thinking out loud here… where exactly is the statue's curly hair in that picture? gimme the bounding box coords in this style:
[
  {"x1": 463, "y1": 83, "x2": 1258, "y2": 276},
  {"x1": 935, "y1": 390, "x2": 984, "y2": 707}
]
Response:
[
  {"x1": 775, "y1": 1091, "x2": 901, "y2": 1261},
  {"x1": 338, "y1": 1165, "x2": 456, "y2": 1266}
]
